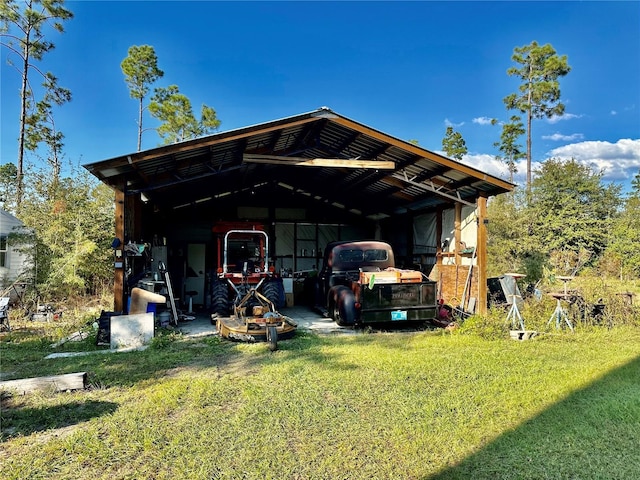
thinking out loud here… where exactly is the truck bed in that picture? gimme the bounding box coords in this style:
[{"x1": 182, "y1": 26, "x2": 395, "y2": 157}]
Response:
[{"x1": 360, "y1": 281, "x2": 437, "y2": 324}]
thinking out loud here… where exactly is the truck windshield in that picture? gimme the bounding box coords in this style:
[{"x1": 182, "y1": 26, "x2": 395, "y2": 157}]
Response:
[{"x1": 339, "y1": 249, "x2": 388, "y2": 263}]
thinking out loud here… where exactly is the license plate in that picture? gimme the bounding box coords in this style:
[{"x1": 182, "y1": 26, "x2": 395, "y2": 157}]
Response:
[{"x1": 391, "y1": 310, "x2": 407, "y2": 321}]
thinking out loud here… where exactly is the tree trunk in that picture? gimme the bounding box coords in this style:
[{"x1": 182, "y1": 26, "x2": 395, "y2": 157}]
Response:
[
  {"x1": 526, "y1": 73, "x2": 533, "y2": 196},
  {"x1": 17, "y1": 33, "x2": 31, "y2": 212},
  {"x1": 527, "y1": 108, "x2": 532, "y2": 194},
  {"x1": 137, "y1": 97, "x2": 143, "y2": 151}
]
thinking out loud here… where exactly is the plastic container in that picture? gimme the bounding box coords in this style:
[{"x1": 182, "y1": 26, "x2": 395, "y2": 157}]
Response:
[{"x1": 157, "y1": 311, "x2": 171, "y2": 327}]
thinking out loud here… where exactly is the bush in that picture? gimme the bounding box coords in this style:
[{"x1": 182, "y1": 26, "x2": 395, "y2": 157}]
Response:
[{"x1": 456, "y1": 309, "x2": 509, "y2": 339}]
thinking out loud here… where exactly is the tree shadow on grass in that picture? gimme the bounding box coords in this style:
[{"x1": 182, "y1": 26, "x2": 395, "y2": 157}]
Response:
[
  {"x1": 0, "y1": 399, "x2": 118, "y2": 440},
  {"x1": 426, "y1": 355, "x2": 640, "y2": 480},
  {"x1": 2, "y1": 313, "x2": 427, "y2": 389},
  {"x1": 2, "y1": 323, "x2": 360, "y2": 391}
]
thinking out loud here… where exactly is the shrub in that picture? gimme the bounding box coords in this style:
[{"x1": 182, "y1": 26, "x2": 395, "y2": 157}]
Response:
[{"x1": 456, "y1": 309, "x2": 509, "y2": 339}]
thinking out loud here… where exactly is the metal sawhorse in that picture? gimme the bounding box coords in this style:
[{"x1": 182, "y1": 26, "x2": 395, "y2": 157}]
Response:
[
  {"x1": 547, "y1": 276, "x2": 575, "y2": 332},
  {"x1": 504, "y1": 273, "x2": 526, "y2": 330}
]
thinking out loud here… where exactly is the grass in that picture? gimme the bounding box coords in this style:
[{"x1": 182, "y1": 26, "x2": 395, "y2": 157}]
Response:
[{"x1": 1, "y1": 315, "x2": 640, "y2": 479}]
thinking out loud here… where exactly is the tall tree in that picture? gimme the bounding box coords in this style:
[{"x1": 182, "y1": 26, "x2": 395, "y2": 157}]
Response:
[
  {"x1": 24, "y1": 72, "x2": 71, "y2": 180},
  {"x1": 0, "y1": 163, "x2": 19, "y2": 213},
  {"x1": 18, "y1": 166, "x2": 115, "y2": 296},
  {"x1": 487, "y1": 189, "x2": 531, "y2": 277},
  {"x1": 0, "y1": 0, "x2": 73, "y2": 211},
  {"x1": 503, "y1": 41, "x2": 571, "y2": 192},
  {"x1": 631, "y1": 170, "x2": 640, "y2": 194},
  {"x1": 488, "y1": 159, "x2": 623, "y2": 280},
  {"x1": 601, "y1": 170, "x2": 640, "y2": 279},
  {"x1": 493, "y1": 115, "x2": 526, "y2": 182},
  {"x1": 120, "y1": 45, "x2": 164, "y2": 151},
  {"x1": 148, "y1": 85, "x2": 221, "y2": 144},
  {"x1": 528, "y1": 158, "x2": 620, "y2": 275},
  {"x1": 441, "y1": 126, "x2": 467, "y2": 160}
]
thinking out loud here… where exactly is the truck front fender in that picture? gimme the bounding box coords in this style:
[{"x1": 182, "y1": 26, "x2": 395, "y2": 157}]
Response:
[{"x1": 328, "y1": 285, "x2": 357, "y2": 326}]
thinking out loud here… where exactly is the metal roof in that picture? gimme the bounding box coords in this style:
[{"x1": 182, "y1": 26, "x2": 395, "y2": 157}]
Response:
[{"x1": 84, "y1": 108, "x2": 514, "y2": 220}]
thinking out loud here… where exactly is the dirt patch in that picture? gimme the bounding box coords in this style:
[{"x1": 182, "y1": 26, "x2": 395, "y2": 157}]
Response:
[{"x1": 164, "y1": 347, "x2": 263, "y2": 381}]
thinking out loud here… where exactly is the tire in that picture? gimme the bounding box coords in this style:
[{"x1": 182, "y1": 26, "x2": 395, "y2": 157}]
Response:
[
  {"x1": 262, "y1": 278, "x2": 285, "y2": 309},
  {"x1": 211, "y1": 279, "x2": 230, "y2": 318},
  {"x1": 329, "y1": 298, "x2": 340, "y2": 323},
  {"x1": 329, "y1": 286, "x2": 356, "y2": 327},
  {"x1": 236, "y1": 283, "x2": 258, "y2": 312},
  {"x1": 266, "y1": 325, "x2": 278, "y2": 351},
  {"x1": 314, "y1": 279, "x2": 324, "y2": 308}
]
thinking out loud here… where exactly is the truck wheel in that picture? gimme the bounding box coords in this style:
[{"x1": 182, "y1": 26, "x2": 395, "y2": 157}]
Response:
[
  {"x1": 266, "y1": 325, "x2": 278, "y2": 351},
  {"x1": 330, "y1": 301, "x2": 342, "y2": 324},
  {"x1": 211, "y1": 280, "x2": 230, "y2": 319},
  {"x1": 330, "y1": 286, "x2": 356, "y2": 327}
]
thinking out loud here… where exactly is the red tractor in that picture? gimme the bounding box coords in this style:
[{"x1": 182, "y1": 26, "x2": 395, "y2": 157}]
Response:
[{"x1": 210, "y1": 223, "x2": 285, "y2": 320}]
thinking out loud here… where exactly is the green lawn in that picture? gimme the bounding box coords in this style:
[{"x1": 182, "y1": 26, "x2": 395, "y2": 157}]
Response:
[{"x1": 1, "y1": 324, "x2": 639, "y2": 479}]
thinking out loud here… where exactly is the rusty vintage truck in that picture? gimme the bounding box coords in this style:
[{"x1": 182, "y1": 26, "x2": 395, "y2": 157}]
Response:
[{"x1": 315, "y1": 240, "x2": 438, "y2": 327}]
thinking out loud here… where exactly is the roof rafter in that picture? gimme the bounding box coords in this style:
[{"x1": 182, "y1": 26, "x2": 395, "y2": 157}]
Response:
[{"x1": 391, "y1": 170, "x2": 476, "y2": 207}]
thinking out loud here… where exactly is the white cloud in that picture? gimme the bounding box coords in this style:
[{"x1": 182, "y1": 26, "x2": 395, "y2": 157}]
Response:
[
  {"x1": 542, "y1": 132, "x2": 584, "y2": 141},
  {"x1": 472, "y1": 116, "x2": 494, "y2": 126},
  {"x1": 459, "y1": 153, "x2": 509, "y2": 178},
  {"x1": 456, "y1": 153, "x2": 529, "y2": 185},
  {"x1": 547, "y1": 112, "x2": 583, "y2": 124},
  {"x1": 546, "y1": 139, "x2": 640, "y2": 181},
  {"x1": 610, "y1": 110, "x2": 617, "y2": 116},
  {"x1": 444, "y1": 118, "x2": 464, "y2": 128},
  {"x1": 435, "y1": 139, "x2": 640, "y2": 189}
]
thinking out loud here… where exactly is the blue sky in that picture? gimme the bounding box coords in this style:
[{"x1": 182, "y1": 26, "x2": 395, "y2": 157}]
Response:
[{"x1": 2, "y1": 1, "x2": 639, "y2": 190}]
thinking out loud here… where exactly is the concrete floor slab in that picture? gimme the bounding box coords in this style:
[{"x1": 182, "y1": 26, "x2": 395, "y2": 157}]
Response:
[{"x1": 177, "y1": 305, "x2": 353, "y2": 338}]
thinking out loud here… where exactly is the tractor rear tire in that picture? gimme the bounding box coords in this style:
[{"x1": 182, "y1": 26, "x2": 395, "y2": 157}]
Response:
[
  {"x1": 262, "y1": 278, "x2": 285, "y2": 309},
  {"x1": 211, "y1": 280, "x2": 230, "y2": 318}
]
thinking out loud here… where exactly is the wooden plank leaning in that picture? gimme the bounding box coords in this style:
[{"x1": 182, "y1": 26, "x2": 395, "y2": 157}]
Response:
[{"x1": 0, "y1": 372, "x2": 87, "y2": 395}]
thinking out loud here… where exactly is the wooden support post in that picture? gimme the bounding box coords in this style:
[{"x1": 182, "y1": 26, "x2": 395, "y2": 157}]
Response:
[
  {"x1": 454, "y1": 203, "x2": 462, "y2": 266},
  {"x1": 436, "y1": 208, "x2": 443, "y2": 265},
  {"x1": 477, "y1": 195, "x2": 488, "y2": 315},
  {"x1": 407, "y1": 212, "x2": 414, "y2": 268},
  {"x1": 114, "y1": 188, "x2": 125, "y2": 313}
]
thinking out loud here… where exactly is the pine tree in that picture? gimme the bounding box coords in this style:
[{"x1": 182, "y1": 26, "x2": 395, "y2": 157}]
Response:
[
  {"x1": 504, "y1": 41, "x2": 571, "y2": 192},
  {"x1": 149, "y1": 85, "x2": 221, "y2": 144},
  {"x1": 441, "y1": 126, "x2": 467, "y2": 161},
  {"x1": 121, "y1": 45, "x2": 164, "y2": 151},
  {"x1": 0, "y1": 0, "x2": 73, "y2": 211}
]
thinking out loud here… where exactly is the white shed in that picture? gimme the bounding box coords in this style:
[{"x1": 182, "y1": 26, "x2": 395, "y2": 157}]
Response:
[{"x1": 0, "y1": 209, "x2": 31, "y2": 287}]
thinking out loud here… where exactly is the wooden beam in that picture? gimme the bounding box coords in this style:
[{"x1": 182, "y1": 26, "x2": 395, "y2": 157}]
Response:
[
  {"x1": 391, "y1": 191, "x2": 415, "y2": 201},
  {"x1": 436, "y1": 208, "x2": 443, "y2": 266},
  {"x1": 243, "y1": 154, "x2": 395, "y2": 169},
  {"x1": 379, "y1": 176, "x2": 406, "y2": 189},
  {"x1": 114, "y1": 187, "x2": 125, "y2": 313},
  {"x1": 0, "y1": 372, "x2": 87, "y2": 395}
]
